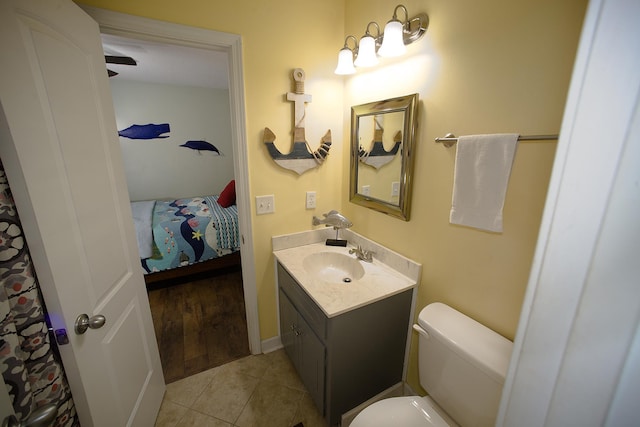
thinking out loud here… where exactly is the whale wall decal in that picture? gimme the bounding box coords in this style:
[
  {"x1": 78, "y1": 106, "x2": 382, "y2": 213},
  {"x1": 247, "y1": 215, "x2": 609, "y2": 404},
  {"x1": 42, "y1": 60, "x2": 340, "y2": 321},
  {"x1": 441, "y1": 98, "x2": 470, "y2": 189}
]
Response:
[
  {"x1": 118, "y1": 124, "x2": 222, "y2": 156},
  {"x1": 180, "y1": 140, "x2": 221, "y2": 155},
  {"x1": 118, "y1": 123, "x2": 170, "y2": 139}
]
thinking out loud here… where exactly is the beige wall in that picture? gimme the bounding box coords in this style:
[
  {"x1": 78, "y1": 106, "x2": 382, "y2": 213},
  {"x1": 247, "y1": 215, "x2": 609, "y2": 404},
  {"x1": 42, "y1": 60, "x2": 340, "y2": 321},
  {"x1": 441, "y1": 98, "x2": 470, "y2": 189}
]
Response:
[
  {"x1": 77, "y1": 0, "x2": 587, "y2": 393},
  {"x1": 342, "y1": 0, "x2": 586, "y2": 392}
]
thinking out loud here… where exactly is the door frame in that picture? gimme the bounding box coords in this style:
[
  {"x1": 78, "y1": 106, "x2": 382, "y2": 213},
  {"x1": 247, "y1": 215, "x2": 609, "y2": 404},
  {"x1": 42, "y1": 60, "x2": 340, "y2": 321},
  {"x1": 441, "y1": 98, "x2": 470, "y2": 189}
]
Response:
[{"x1": 79, "y1": 5, "x2": 261, "y2": 354}]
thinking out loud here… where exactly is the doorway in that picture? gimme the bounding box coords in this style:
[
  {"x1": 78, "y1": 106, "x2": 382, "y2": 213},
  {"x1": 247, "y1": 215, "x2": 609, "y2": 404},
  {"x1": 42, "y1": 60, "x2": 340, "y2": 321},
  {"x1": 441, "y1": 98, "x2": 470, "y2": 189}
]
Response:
[
  {"x1": 80, "y1": 6, "x2": 261, "y2": 359},
  {"x1": 103, "y1": 32, "x2": 252, "y2": 381}
]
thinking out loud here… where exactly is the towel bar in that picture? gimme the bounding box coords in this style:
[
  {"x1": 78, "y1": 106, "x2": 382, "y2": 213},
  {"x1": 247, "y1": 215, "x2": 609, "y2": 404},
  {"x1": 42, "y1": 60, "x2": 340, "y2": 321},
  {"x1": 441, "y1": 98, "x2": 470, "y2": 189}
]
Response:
[{"x1": 435, "y1": 133, "x2": 559, "y2": 147}]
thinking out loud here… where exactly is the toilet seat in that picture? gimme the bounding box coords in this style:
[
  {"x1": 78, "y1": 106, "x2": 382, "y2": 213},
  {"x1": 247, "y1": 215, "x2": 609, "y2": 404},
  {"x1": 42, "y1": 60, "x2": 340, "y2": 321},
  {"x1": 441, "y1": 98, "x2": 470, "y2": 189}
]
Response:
[{"x1": 349, "y1": 396, "x2": 452, "y2": 427}]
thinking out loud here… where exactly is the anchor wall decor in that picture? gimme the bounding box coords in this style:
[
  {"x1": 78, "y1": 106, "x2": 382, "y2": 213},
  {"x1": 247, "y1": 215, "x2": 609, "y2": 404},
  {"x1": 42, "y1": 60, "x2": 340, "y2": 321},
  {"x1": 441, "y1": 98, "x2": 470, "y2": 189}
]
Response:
[
  {"x1": 358, "y1": 115, "x2": 402, "y2": 169},
  {"x1": 263, "y1": 68, "x2": 331, "y2": 175}
]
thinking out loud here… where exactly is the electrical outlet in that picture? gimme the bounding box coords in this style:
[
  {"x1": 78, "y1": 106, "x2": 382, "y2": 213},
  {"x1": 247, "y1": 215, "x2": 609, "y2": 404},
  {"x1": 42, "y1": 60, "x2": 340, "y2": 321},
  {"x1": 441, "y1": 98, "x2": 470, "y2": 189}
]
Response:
[
  {"x1": 256, "y1": 195, "x2": 275, "y2": 215},
  {"x1": 391, "y1": 181, "x2": 400, "y2": 197},
  {"x1": 306, "y1": 191, "x2": 316, "y2": 209},
  {"x1": 361, "y1": 185, "x2": 370, "y2": 196}
]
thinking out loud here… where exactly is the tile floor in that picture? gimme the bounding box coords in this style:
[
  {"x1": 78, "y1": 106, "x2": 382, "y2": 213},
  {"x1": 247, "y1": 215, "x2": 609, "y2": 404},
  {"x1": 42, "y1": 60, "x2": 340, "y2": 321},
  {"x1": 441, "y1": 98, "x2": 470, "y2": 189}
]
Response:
[{"x1": 154, "y1": 349, "x2": 327, "y2": 427}]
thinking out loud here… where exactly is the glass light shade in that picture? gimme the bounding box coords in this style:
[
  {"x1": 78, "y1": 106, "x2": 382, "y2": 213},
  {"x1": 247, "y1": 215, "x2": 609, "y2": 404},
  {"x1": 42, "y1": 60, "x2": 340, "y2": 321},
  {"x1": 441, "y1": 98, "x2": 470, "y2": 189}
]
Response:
[
  {"x1": 354, "y1": 35, "x2": 378, "y2": 67},
  {"x1": 378, "y1": 20, "x2": 406, "y2": 57},
  {"x1": 334, "y1": 47, "x2": 356, "y2": 75}
]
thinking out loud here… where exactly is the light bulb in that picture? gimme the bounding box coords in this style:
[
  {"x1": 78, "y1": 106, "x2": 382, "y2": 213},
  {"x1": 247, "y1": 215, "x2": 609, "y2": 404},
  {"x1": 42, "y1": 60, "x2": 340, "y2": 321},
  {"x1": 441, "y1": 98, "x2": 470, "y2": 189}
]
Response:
[
  {"x1": 354, "y1": 35, "x2": 378, "y2": 67},
  {"x1": 378, "y1": 20, "x2": 406, "y2": 57},
  {"x1": 334, "y1": 47, "x2": 356, "y2": 75}
]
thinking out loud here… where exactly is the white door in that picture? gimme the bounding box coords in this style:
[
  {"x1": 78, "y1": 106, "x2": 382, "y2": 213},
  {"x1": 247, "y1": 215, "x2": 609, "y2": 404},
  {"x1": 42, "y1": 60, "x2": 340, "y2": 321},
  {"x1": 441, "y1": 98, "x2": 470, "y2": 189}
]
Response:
[{"x1": 0, "y1": 0, "x2": 165, "y2": 426}]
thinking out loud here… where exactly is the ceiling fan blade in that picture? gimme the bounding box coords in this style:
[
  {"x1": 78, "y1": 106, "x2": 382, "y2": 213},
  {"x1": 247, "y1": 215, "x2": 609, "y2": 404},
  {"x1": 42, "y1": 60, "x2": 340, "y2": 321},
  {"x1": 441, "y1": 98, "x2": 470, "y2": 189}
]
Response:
[
  {"x1": 107, "y1": 69, "x2": 118, "y2": 77},
  {"x1": 105, "y1": 55, "x2": 137, "y2": 66}
]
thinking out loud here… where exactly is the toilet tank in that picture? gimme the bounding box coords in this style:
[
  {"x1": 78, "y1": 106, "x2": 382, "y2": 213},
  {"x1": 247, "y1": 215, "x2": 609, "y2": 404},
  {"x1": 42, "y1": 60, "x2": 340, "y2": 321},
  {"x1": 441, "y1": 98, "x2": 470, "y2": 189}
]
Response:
[{"x1": 417, "y1": 303, "x2": 513, "y2": 427}]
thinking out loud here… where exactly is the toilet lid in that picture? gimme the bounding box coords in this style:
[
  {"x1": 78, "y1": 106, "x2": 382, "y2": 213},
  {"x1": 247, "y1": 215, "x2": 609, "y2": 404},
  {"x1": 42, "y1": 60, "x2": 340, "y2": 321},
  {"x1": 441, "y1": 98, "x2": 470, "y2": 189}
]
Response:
[{"x1": 350, "y1": 396, "x2": 450, "y2": 427}]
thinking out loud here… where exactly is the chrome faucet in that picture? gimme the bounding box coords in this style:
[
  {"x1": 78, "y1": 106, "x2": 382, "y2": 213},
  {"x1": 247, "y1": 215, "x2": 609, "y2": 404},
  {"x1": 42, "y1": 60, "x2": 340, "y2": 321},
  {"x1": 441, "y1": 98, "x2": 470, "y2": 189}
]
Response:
[{"x1": 349, "y1": 245, "x2": 374, "y2": 262}]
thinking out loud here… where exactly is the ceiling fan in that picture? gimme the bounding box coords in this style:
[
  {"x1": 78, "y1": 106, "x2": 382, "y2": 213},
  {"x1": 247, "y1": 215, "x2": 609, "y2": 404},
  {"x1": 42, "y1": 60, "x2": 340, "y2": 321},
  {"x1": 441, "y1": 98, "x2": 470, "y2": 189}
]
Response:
[{"x1": 105, "y1": 55, "x2": 136, "y2": 77}]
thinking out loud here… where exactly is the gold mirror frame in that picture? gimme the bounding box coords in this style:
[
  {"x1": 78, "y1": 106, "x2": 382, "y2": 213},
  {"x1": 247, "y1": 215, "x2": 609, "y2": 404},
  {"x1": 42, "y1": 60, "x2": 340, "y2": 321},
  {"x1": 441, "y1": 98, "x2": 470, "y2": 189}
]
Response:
[{"x1": 350, "y1": 93, "x2": 418, "y2": 220}]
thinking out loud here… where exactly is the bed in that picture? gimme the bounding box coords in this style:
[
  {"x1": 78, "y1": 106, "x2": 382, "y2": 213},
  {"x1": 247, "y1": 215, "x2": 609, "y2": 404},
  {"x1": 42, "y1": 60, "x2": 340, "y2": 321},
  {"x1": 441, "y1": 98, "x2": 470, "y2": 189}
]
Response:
[{"x1": 131, "y1": 188, "x2": 240, "y2": 284}]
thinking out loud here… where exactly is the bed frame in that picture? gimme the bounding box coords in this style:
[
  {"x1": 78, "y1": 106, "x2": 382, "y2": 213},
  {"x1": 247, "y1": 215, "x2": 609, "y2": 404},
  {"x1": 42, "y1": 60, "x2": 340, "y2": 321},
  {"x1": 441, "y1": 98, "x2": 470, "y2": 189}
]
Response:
[{"x1": 143, "y1": 251, "x2": 241, "y2": 285}]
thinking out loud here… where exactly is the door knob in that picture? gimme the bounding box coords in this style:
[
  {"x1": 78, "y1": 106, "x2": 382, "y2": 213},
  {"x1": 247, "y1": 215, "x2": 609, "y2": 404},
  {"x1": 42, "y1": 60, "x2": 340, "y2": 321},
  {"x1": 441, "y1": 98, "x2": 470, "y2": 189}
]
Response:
[{"x1": 74, "y1": 314, "x2": 106, "y2": 335}]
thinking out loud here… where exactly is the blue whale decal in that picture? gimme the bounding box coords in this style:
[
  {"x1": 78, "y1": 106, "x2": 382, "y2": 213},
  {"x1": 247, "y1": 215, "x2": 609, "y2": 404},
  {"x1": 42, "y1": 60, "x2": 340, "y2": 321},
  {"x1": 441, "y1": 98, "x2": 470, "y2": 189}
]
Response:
[
  {"x1": 118, "y1": 123, "x2": 170, "y2": 139},
  {"x1": 180, "y1": 140, "x2": 221, "y2": 155}
]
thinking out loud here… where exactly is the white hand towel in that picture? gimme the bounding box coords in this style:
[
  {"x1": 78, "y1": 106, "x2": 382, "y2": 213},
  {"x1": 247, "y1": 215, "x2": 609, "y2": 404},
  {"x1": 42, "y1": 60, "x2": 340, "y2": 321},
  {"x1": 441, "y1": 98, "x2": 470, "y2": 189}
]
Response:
[{"x1": 450, "y1": 134, "x2": 519, "y2": 232}]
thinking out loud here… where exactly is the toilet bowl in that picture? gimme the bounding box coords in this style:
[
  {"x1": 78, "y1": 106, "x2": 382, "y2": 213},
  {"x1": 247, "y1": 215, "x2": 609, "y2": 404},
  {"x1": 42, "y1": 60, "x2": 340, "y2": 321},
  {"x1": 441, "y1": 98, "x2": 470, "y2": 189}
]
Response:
[
  {"x1": 350, "y1": 303, "x2": 513, "y2": 427},
  {"x1": 350, "y1": 396, "x2": 455, "y2": 427}
]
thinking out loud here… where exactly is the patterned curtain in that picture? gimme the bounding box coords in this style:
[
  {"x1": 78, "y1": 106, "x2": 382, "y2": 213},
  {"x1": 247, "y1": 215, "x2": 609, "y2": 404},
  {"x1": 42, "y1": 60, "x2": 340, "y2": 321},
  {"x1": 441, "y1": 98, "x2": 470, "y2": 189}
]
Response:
[{"x1": 0, "y1": 160, "x2": 79, "y2": 426}]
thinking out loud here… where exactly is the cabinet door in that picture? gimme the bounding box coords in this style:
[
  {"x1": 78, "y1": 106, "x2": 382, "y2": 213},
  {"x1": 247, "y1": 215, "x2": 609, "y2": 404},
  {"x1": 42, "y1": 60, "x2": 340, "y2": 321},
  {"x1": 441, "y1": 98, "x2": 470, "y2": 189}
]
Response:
[
  {"x1": 298, "y1": 313, "x2": 326, "y2": 413},
  {"x1": 279, "y1": 288, "x2": 326, "y2": 415},
  {"x1": 279, "y1": 289, "x2": 298, "y2": 367}
]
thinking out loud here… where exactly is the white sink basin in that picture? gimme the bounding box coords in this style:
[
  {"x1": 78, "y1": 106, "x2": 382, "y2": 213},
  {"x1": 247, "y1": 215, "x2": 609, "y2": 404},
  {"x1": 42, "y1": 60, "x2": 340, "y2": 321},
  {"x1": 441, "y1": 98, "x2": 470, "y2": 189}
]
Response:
[
  {"x1": 303, "y1": 251, "x2": 365, "y2": 283},
  {"x1": 274, "y1": 241, "x2": 420, "y2": 317}
]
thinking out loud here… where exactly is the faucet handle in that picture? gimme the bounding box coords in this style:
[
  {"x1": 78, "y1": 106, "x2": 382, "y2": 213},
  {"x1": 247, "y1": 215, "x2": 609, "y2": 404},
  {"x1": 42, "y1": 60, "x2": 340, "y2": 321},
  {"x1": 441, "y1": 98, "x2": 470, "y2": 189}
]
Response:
[
  {"x1": 349, "y1": 245, "x2": 374, "y2": 262},
  {"x1": 362, "y1": 249, "x2": 374, "y2": 262}
]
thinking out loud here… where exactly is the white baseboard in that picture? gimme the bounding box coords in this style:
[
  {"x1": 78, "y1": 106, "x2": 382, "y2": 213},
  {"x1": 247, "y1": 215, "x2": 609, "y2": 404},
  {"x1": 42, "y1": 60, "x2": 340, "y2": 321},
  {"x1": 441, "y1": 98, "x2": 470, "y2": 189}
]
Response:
[{"x1": 260, "y1": 336, "x2": 283, "y2": 353}]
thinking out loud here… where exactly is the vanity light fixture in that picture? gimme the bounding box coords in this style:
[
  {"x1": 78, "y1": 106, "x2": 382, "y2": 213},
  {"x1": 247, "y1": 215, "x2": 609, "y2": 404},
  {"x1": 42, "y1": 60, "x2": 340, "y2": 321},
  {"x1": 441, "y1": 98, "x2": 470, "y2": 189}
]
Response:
[{"x1": 334, "y1": 4, "x2": 428, "y2": 75}]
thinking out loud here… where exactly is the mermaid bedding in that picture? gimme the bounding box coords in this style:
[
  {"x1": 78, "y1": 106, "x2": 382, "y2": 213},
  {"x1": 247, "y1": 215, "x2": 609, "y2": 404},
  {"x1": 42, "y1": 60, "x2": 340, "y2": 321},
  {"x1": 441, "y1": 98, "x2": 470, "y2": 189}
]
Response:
[{"x1": 131, "y1": 195, "x2": 239, "y2": 274}]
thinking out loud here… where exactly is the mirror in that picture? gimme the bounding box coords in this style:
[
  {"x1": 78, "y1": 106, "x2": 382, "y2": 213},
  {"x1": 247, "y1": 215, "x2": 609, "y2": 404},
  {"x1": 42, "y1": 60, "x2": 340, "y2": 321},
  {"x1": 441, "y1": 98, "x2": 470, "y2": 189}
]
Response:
[{"x1": 350, "y1": 94, "x2": 418, "y2": 220}]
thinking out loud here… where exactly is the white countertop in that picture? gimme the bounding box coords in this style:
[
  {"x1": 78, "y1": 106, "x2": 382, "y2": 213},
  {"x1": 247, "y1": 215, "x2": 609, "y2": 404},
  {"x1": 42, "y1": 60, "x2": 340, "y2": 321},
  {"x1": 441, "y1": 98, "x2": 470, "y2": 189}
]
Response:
[{"x1": 274, "y1": 241, "x2": 419, "y2": 318}]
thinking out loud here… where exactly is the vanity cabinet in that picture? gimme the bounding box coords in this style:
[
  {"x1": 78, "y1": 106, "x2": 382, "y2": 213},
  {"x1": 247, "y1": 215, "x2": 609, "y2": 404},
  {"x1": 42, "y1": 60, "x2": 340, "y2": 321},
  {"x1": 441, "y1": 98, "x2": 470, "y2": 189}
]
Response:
[{"x1": 277, "y1": 262, "x2": 413, "y2": 426}]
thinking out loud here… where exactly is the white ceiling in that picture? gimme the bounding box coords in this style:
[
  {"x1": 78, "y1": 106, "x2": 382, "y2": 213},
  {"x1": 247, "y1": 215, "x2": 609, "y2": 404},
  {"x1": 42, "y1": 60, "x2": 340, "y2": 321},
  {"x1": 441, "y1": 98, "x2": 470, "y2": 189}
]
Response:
[{"x1": 101, "y1": 34, "x2": 229, "y2": 89}]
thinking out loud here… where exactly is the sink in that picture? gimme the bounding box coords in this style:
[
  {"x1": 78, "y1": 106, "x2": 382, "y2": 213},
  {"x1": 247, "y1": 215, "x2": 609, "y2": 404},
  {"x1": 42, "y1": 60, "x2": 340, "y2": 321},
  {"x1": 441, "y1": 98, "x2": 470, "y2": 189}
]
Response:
[{"x1": 303, "y1": 251, "x2": 365, "y2": 283}]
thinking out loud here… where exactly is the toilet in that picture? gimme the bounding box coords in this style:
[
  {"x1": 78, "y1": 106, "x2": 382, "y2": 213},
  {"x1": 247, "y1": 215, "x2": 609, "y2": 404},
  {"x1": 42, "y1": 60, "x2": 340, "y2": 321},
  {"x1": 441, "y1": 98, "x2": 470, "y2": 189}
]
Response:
[{"x1": 350, "y1": 302, "x2": 513, "y2": 427}]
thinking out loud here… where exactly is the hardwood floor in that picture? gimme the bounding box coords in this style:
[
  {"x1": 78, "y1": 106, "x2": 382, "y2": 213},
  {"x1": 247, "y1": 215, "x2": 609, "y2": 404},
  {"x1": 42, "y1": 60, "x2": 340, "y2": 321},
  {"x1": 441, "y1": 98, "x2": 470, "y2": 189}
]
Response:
[{"x1": 147, "y1": 266, "x2": 250, "y2": 383}]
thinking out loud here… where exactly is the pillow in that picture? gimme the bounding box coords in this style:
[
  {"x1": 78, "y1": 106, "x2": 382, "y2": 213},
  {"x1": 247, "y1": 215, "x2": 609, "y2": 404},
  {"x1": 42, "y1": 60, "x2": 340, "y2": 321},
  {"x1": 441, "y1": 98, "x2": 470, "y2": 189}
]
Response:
[{"x1": 217, "y1": 179, "x2": 236, "y2": 207}]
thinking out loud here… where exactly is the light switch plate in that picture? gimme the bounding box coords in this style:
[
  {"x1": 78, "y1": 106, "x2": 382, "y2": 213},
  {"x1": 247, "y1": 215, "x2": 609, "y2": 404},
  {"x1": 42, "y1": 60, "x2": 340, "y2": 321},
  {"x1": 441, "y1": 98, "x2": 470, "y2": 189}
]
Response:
[
  {"x1": 256, "y1": 195, "x2": 275, "y2": 215},
  {"x1": 391, "y1": 181, "x2": 400, "y2": 197},
  {"x1": 306, "y1": 191, "x2": 316, "y2": 209},
  {"x1": 361, "y1": 185, "x2": 370, "y2": 196}
]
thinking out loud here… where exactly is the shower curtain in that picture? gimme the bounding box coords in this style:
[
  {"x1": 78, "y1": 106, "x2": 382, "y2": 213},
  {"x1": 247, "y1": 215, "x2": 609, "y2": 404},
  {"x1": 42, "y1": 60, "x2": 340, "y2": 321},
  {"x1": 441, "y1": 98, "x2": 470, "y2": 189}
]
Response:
[{"x1": 0, "y1": 160, "x2": 79, "y2": 426}]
